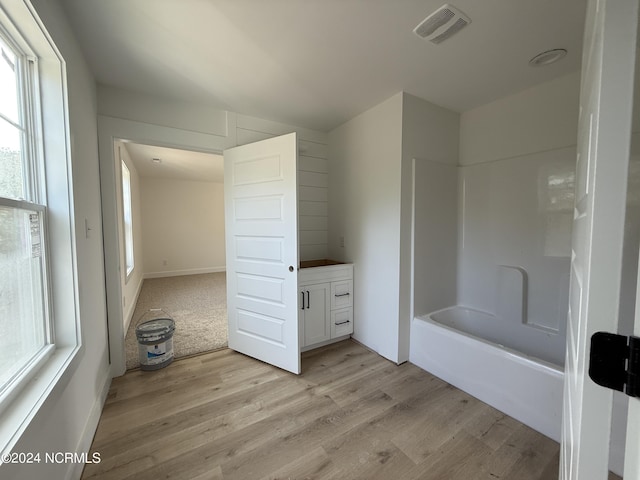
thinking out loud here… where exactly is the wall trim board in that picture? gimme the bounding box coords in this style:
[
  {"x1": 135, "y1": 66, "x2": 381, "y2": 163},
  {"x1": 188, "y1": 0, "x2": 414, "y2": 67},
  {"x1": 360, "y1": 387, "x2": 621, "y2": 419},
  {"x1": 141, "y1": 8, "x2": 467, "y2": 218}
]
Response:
[
  {"x1": 144, "y1": 266, "x2": 226, "y2": 279},
  {"x1": 459, "y1": 142, "x2": 578, "y2": 168},
  {"x1": 64, "y1": 369, "x2": 111, "y2": 480},
  {"x1": 97, "y1": 85, "x2": 230, "y2": 138},
  {"x1": 236, "y1": 128, "x2": 328, "y2": 159},
  {"x1": 123, "y1": 274, "x2": 144, "y2": 335},
  {"x1": 236, "y1": 113, "x2": 328, "y2": 144},
  {"x1": 234, "y1": 116, "x2": 329, "y2": 261},
  {"x1": 99, "y1": 114, "x2": 236, "y2": 153}
]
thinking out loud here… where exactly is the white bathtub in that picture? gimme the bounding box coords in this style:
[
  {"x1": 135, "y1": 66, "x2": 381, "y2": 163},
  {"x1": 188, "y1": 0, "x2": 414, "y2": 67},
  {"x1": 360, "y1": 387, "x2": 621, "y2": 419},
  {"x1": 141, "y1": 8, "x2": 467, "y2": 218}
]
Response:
[{"x1": 409, "y1": 305, "x2": 564, "y2": 441}]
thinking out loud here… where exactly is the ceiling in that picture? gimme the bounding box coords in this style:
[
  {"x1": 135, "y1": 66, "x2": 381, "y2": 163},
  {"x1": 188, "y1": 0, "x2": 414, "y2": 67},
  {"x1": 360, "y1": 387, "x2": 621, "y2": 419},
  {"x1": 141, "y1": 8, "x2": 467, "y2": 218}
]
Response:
[
  {"x1": 59, "y1": 0, "x2": 587, "y2": 132},
  {"x1": 123, "y1": 142, "x2": 224, "y2": 182}
]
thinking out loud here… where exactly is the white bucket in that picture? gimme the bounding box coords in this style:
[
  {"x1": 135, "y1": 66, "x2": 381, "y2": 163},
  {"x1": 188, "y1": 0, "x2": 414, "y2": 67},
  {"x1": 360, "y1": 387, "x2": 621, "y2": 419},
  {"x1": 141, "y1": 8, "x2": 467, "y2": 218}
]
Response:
[{"x1": 135, "y1": 310, "x2": 175, "y2": 371}]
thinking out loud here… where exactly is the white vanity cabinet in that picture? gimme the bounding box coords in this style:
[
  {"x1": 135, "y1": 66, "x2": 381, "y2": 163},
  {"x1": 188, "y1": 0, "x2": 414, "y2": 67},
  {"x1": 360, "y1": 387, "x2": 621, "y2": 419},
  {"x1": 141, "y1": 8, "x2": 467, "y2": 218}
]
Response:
[
  {"x1": 299, "y1": 261, "x2": 353, "y2": 351},
  {"x1": 299, "y1": 282, "x2": 331, "y2": 346}
]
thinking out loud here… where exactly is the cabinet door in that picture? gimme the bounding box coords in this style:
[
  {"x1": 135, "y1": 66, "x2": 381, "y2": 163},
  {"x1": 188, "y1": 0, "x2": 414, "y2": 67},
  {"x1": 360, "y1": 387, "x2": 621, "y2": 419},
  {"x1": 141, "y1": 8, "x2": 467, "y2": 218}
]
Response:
[{"x1": 301, "y1": 283, "x2": 331, "y2": 346}]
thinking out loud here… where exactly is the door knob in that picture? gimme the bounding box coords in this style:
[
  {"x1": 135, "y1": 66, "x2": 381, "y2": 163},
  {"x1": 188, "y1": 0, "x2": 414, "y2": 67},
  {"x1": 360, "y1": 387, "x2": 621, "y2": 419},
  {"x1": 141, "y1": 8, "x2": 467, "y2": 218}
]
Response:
[{"x1": 289, "y1": 265, "x2": 294, "y2": 272}]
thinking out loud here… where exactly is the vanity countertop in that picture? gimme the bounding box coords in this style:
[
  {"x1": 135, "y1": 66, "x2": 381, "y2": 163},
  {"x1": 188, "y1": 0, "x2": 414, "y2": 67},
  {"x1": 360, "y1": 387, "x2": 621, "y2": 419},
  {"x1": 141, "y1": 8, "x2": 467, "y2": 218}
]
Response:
[{"x1": 300, "y1": 259, "x2": 346, "y2": 269}]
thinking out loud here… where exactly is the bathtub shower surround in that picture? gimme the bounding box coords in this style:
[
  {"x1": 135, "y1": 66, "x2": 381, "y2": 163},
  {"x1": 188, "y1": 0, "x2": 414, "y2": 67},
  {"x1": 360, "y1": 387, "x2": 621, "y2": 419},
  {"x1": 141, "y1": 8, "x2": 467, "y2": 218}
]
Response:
[
  {"x1": 410, "y1": 307, "x2": 564, "y2": 441},
  {"x1": 410, "y1": 147, "x2": 575, "y2": 443},
  {"x1": 458, "y1": 146, "x2": 575, "y2": 343},
  {"x1": 409, "y1": 72, "x2": 639, "y2": 474},
  {"x1": 410, "y1": 75, "x2": 581, "y2": 447},
  {"x1": 411, "y1": 147, "x2": 574, "y2": 361},
  {"x1": 411, "y1": 158, "x2": 458, "y2": 318}
]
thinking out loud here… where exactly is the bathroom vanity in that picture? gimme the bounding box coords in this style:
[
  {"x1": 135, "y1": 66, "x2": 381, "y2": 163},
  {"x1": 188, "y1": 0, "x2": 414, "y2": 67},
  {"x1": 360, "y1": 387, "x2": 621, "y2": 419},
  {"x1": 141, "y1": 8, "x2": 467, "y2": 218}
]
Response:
[{"x1": 299, "y1": 260, "x2": 353, "y2": 351}]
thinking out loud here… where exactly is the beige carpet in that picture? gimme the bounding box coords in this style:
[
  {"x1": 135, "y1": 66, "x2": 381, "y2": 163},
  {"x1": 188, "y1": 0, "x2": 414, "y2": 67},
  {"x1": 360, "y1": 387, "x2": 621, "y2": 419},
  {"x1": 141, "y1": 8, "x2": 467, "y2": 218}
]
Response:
[{"x1": 125, "y1": 272, "x2": 227, "y2": 370}]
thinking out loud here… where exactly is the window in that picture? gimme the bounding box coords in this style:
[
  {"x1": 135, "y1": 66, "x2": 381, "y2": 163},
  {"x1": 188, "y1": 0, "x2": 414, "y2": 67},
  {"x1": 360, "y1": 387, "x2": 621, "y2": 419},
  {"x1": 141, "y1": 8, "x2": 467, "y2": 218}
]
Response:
[
  {"x1": 0, "y1": 25, "x2": 53, "y2": 406},
  {"x1": 121, "y1": 159, "x2": 134, "y2": 277},
  {"x1": 0, "y1": 0, "x2": 81, "y2": 454}
]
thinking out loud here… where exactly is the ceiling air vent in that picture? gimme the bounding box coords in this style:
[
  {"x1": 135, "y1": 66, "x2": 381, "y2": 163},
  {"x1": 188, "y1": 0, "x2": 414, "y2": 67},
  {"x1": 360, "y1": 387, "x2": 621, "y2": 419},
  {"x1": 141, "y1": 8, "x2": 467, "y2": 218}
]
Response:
[{"x1": 413, "y1": 4, "x2": 471, "y2": 44}]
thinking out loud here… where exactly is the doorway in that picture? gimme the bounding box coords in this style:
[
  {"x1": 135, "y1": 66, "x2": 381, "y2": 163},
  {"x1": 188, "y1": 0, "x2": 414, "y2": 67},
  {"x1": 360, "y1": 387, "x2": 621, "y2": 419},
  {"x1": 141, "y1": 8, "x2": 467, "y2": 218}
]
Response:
[{"x1": 113, "y1": 140, "x2": 228, "y2": 369}]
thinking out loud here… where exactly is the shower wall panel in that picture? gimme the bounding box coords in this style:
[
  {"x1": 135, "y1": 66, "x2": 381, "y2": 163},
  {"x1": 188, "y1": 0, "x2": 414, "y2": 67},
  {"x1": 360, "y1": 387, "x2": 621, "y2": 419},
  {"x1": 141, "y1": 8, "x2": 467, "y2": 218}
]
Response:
[
  {"x1": 457, "y1": 146, "x2": 575, "y2": 333},
  {"x1": 413, "y1": 159, "x2": 458, "y2": 317}
]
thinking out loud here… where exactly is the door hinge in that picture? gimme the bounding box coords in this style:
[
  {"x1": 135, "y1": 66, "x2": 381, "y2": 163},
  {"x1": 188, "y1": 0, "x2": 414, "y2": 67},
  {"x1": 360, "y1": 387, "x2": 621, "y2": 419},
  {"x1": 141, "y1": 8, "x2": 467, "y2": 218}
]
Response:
[{"x1": 589, "y1": 332, "x2": 639, "y2": 398}]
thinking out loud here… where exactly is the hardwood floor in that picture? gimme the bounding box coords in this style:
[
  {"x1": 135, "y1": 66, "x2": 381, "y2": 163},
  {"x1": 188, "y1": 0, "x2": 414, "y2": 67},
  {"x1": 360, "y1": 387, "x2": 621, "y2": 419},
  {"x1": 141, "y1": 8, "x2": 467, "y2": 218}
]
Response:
[{"x1": 83, "y1": 340, "x2": 573, "y2": 479}]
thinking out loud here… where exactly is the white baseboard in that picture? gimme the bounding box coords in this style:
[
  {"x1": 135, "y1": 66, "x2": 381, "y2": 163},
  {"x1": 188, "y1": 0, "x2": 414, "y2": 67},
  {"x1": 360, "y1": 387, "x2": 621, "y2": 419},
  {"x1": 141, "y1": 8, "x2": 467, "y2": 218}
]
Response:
[
  {"x1": 66, "y1": 368, "x2": 111, "y2": 480},
  {"x1": 144, "y1": 266, "x2": 226, "y2": 279}
]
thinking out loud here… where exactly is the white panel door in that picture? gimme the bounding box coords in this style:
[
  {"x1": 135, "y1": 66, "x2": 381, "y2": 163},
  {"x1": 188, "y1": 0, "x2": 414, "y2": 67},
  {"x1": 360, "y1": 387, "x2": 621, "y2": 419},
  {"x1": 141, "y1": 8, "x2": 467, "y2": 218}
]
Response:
[
  {"x1": 561, "y1": 0, "x2": 638, "y2": 478},
  {"x1": 224, "y1": 132, "x2": 300, "y2": 374},
  {"x1": 627, "y1": 256, "x2": 640, "y2": 478}
]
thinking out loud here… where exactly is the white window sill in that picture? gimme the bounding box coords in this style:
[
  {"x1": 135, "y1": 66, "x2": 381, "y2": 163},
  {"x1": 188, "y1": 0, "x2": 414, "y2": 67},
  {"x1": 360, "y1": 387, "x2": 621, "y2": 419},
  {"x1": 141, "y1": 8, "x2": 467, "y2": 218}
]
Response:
[{"x1": 0, "y1": 344, "x2": 83, "y2": 458}]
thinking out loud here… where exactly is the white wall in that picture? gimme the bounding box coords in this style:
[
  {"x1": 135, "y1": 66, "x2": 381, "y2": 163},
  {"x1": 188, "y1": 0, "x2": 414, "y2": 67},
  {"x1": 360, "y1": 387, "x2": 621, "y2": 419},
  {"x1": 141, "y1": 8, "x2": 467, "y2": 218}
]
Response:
[
  {"x1": 460, "y1": 72, "x2": 581, "y2": 166},
  {"x1": 457, "y1": 73, "x2": 580, "y2": 358},
  {"x1": 115, "y1": 141, "x2": 144, "y2": 330},
  {"x1": 297, "y1": 147, "x2": 329, "y2": 261},
  {"x1": 1, "y1": 1, "x2": 111, "y2": 479},
  {"x1": 141, "y1": 178, "x2": 226, "y2": 276},
  {"x1": 328, "y1": 92, "x2": 459, "y2": 363},
  {"x1": 235, "y1": 116, "x2": 330, "y2": 261},
  {"x1": 328, "y1": 93, "x2": 404, "y2": 361}
]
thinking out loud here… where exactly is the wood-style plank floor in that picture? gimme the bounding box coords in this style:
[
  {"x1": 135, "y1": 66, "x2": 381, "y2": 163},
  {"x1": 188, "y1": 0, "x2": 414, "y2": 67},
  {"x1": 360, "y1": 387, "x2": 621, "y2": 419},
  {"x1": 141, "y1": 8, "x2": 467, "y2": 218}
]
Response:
[{"x1": 82, "y1": 340, "x2": 577, "y2": 479}]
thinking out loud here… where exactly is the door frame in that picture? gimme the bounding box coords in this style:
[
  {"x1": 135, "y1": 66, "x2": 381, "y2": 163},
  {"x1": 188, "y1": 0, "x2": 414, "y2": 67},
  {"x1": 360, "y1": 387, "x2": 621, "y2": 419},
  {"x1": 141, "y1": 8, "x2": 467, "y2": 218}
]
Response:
[
  {"x1": 98, "y1": 115, "x2": 235, "y2": 377},
  {"x1": 561, "y1": 0, "x2": 639, "y2": 477}
]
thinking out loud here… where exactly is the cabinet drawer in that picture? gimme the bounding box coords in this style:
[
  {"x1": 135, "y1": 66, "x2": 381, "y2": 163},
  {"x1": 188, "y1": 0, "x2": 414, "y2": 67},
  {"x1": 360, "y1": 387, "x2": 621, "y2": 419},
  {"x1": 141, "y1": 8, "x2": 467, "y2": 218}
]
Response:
[
  {"x1": 331, "y1": 308, "x2": 353, "y2": 337},
  {"x1": 331, "y1": 280, "x2": 353, "y2": 309}
]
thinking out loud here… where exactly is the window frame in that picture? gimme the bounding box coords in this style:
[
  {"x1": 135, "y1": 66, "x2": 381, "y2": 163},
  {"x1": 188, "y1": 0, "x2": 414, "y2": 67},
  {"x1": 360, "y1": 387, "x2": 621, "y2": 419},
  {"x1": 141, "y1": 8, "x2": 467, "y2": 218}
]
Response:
[
  {"x1": 0, "y1": 199, "x2": 55, "y2": 411},
  {"x1": 0, "y1": 14, "x2": 56, "y2": 413},
  {"x1": 0, "y1": 0, "x2": 82, "y2": 457},
  {"x1": 121, "y1": 158, "x2": 135, "y2": 280},
  {"x1": 0, "y1": 25, "x2": 35, "y2": 203}
]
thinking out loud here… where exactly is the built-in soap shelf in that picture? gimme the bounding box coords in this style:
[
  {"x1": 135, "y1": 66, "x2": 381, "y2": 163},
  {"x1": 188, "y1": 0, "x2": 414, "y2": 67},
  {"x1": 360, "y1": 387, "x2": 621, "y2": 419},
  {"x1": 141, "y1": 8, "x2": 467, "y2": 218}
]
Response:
[
  {"x1": 496, "y1": 265, "x2": 528, "y2": 325},
  {"x1": 495, "y1": 264, "x2": 559, "y2": 334}
]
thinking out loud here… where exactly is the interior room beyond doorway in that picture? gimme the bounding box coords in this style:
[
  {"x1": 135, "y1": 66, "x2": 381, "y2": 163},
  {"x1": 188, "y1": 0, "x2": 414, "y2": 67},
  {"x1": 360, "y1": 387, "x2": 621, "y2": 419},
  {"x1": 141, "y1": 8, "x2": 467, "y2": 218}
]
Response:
[{"x1": 114, "y1": 140, "x2": 227, "y2": 369}]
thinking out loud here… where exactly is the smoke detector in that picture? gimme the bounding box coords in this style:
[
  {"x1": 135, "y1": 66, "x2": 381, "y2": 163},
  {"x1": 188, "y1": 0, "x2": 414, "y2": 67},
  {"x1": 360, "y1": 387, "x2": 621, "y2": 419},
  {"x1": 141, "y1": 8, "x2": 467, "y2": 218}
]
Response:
[
  {"x1": 413, "y1": 4, "x2": 471, "y2": 44},
  {"x1": 529, "y1": 49, "x2": 567, "y2": 67}
]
